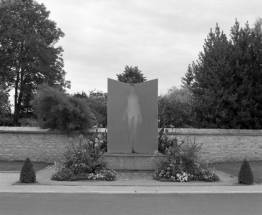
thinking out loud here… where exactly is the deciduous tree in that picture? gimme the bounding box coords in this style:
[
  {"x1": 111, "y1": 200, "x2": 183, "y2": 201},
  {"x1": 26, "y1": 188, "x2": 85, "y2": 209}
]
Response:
[
  {"x1": 0, "y1": 0, "x2": 70, "y2": 125},
  {"x1": 73, "y1": 90, "x2": 107, "y2": 127},
  {"x1": 158, "y1": 86, "x2": 193, "y2": 128}
]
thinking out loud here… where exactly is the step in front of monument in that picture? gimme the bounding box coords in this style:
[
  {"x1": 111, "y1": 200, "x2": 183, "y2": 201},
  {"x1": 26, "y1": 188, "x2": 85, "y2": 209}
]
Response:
[{"x1": 102, "y1": 153, "x2": 164, "y2": 171}]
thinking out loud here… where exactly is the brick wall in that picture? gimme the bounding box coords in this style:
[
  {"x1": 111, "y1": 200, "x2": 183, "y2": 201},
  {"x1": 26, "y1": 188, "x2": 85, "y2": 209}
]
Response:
[{"x1": 0, "y1": 127, "x2": 262, "y2": 163}]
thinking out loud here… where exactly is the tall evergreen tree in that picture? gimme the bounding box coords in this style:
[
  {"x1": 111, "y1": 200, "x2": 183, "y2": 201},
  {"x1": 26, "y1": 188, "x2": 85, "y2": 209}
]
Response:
[
  {"x1": 182, "y1": 19, "x2": 262, "y2": 129},
  {"x1": 181, "y1": 63, "x2": 195, "y2": 88},
  {"x1": 192, "y1": 24, "x2": 233, "y2": 128}
]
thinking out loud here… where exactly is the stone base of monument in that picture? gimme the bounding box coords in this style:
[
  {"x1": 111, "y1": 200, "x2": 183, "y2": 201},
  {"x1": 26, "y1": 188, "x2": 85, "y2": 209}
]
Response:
[{"x1": 102, "y1": 153, "x2": 164, "y2": 171}]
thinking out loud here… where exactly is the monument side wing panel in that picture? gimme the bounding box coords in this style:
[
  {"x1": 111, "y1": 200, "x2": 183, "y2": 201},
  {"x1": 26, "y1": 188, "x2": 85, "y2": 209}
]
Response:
[
  {"x1": 107, "y1": 79, "x2": 130, "y2": 153},
  {"x1": 135, "y1": 79, "x2": 158, "y2": 153}
]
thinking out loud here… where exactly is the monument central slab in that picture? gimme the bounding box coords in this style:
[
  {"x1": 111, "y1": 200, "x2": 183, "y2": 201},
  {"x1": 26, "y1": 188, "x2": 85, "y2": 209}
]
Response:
[{"x1": 107, "y1": 78, "x2": 158, "y2": 154}]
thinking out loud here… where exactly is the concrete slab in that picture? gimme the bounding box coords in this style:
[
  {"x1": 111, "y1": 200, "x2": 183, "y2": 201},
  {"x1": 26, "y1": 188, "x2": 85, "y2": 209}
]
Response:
[
  {"x1": 35, "y1": 168, "x2": 238, "y2": 187},
  {"x1": 1, "y1": 168, "x2": 261, "y2": 194}
]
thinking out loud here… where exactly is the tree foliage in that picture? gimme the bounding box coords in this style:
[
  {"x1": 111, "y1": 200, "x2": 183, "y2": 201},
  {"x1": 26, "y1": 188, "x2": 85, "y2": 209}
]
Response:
[
  {"x1": 182, "y1": 19, "x2": 262, "y2": 129},
  {"x1": 0, "y1": 84, "x2": 9, "y2": 115},
  {"x1": 32, "y1": 85, "x2": 94, "y2": 133},
  {"x1": 0, "y1": 0, "x2": 70, "y2": 125},
  {"x1": 73, "y1": 90, "x2": 107, "y2": 127},
  {"x1": 0, "y1": 82, "x2": 12, "y2": 125},
  {"x1": 158, "y1": 86, "x2": 193, "y2": 128},
  {"x1": 117, "y1": 66, "x2": 147, "y2": 83}
]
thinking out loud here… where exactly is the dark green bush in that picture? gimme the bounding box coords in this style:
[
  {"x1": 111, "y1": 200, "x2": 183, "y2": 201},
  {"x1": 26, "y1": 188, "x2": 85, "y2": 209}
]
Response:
[
  {"x1": 32, "y1": 85, "x2": 94, "y2": 133},
  {"x1": 238, "y1": 159, "x2": 254, "y2": 185},
  {"x1": 51, "y1": 168, "x2": 74, "y2": 181},
  {"x1": 18, "y1": 118, "x2": 39, "y2": 127},
  {"x1": 19, "y1": 158, "x2": 36, "y2": 183}
]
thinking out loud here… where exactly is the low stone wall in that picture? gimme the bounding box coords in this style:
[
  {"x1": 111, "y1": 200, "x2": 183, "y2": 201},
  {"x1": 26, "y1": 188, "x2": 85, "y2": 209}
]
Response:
[
  {"x1": 0, "y1": 127, "x2": 95, "y2": 163},
  {"x1": 167, "y1": 128, "x2": 262, "y2": 163},
  {"x1": 0, "y1": 127, "x2": 262, "y2": 163}
]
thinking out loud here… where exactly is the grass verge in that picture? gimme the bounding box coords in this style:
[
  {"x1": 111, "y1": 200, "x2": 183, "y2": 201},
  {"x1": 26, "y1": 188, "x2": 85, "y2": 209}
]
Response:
[
  {"x1": 210, "y1": 161, "x2": 262, "y2": 184},
  {"x1": 0, "y1": 161, "x2": 51, "y2": 172}
]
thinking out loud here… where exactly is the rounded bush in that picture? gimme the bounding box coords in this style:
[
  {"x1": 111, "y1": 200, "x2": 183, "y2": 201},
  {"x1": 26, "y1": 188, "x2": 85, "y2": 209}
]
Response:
[
  {"x1": 238, "y1": 159, "x2": 254, "y2": 185},
  {"x1": 51, "y1": 168, "x2": 74, "y2": 181},
  {"x1": 32, "y1": 85, "x2": 94, "y2": 134},
  {"x1": 20, "y1": 158, "x2": 36, "y2": 183}
]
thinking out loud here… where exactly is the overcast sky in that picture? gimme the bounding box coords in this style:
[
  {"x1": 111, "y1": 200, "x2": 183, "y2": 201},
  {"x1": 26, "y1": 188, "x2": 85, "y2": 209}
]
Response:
[{"x1": 38, "y1": 0, "x2": 261, "y2": 96}]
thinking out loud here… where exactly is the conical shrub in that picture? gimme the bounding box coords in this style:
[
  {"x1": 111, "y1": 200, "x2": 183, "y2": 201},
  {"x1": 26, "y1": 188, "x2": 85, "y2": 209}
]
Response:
[
  {"x1": 20, "y1": 158, "x2": 36, "y2": 183},
  {"x1": 238, "y1": 159, "x2": 254, "y2": 185}
]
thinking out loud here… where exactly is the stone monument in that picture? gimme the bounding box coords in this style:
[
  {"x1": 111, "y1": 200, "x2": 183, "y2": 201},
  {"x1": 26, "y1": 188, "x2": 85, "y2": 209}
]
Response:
[{"x1": 104, "y1": 78, "x2": 158, "y2": 170}]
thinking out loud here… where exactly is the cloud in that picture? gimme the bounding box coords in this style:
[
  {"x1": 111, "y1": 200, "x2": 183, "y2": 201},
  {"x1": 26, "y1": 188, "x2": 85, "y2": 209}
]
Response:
[{"x1": 38, "y1": 0, "x2": 261, "y2": 95}]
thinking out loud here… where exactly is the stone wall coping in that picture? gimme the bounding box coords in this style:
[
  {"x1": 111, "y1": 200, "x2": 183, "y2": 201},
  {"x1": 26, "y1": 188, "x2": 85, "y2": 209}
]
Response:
[
  {"x1": 1, "y1": 126, "x2": 262, "y2": 136},
  {"x1": 0, "y1": 127, "x2": 105, "y2": 134},
  {"x1": 0, "y1": 126, "x2": 51, "y2": 133},
  {"x1": 162, "y1": 128, "x2": 262, "y2": 136}
]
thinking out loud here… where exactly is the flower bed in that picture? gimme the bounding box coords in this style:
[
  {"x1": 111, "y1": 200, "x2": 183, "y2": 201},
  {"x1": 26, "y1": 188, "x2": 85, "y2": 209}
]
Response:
[
  {"x1": 153, "y1": 128, "x2": 219, "y2": 182},
  {"x1": 51, "y1": 133, "x2": 116, "y2": 181}
]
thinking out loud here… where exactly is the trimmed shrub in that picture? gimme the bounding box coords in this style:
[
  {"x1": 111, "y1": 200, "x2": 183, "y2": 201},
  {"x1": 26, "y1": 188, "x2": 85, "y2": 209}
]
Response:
[
  {"x1": 20, "y1": 158, "x2": 36, "y2": 183},
  {"x1": 32, "y1": 85, "x2": 94, "y2": 133},
  {"x1": 238, "y1": 159, "x2": 254, "y2": 185}
]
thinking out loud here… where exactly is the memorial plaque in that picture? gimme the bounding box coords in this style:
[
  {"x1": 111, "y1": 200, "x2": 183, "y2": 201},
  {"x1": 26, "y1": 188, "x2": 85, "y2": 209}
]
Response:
[{"x1": 107, "y1": 78, "x2": 158, "y2": 154}]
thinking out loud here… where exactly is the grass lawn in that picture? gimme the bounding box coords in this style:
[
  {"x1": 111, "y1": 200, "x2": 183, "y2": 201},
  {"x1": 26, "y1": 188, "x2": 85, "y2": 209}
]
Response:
[
  {"x1": 0, "y1": 161, "x2": 51, "y2": 172},
  {"x1": 210, "y1": 161, "x2": 262, "y2": 184}
]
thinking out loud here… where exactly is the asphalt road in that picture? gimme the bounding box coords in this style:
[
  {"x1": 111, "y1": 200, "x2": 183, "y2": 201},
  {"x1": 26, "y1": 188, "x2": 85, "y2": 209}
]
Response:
[{"x1": 0, "y1": 193, "x2": 262, "y2": 215}]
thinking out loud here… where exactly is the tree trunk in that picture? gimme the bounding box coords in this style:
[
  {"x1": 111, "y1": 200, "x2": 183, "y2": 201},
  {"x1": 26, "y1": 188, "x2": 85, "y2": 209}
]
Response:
[
  {"x1": 13, "y1": 71, "x2": 20, "y2": 126},
  {"x1": 13, "y1": 68, "x2": 25, "y2": 126}
]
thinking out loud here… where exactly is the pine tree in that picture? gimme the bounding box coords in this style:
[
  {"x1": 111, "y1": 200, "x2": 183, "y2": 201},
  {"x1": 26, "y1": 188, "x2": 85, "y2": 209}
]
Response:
[
  {"x1": 181, "y1": 19, "x2": 262, "y2": 129},
  {"x1": 181, "y1": 64, "x2": 194, "y2": 89},
  {"x1": 190, "y1": 24, "x2": 232, "y2": 128}
]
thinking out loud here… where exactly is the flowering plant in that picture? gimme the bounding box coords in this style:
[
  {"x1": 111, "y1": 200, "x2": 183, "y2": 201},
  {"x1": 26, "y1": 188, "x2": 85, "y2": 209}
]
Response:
[
  {"x1": 51, "y1": 134, "x2": 116, "y2": 181},
  {"x1": 154, "y1": 129, "x2": 219, "y2": 182},
  {"x1": 89, "y1": 129, "x2": 107, "y2": 152}
]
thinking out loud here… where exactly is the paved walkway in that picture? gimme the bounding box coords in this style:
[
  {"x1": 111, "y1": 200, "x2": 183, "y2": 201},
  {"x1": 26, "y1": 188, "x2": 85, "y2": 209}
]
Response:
[{"x1": 0, "y1": 169, "x2": 261, "y2": 194}]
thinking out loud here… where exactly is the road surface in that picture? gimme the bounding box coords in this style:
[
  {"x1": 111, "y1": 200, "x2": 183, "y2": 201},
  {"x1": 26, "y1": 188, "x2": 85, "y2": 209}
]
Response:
[{"x1": 0, "y1": 193, "x2": 262, "y2": 215}]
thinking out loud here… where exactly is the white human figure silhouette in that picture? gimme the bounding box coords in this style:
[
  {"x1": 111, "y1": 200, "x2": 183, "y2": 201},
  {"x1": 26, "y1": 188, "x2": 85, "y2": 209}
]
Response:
[{"x1": 123, "y1": 84, "x2": 142, "y2": 153}]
